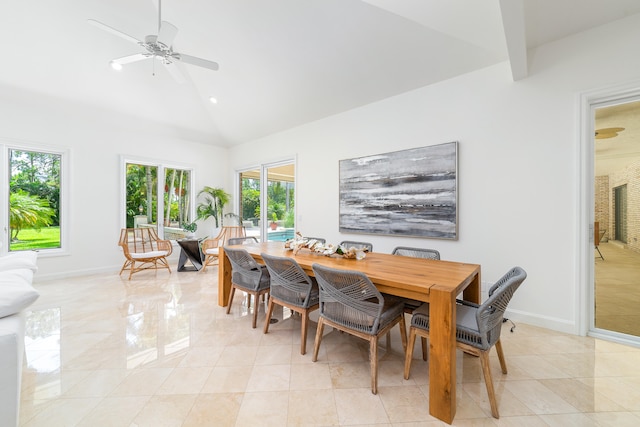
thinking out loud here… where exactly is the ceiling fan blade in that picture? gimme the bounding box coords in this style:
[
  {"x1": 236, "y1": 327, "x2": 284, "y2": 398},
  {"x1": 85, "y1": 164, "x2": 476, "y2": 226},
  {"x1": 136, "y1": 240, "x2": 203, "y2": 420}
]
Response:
[
  {"x1": 163, "y1": 61, "x2": 186, "y2": 84},
  {"x1": 595, "y1": 127, "x2": 625, "y2": 139},
  {"x1": 87, "y1": 19, "x2": 142, "y2": 45},
  {"x1": 157, "y1": 21, "x2": 178, "y2": 48},
  {"x1": 112, "y1": 53, "x2": 149, "y2": 65},
  {"x1": 176, "y1": 53, "x2": 219, "y2": 71}
]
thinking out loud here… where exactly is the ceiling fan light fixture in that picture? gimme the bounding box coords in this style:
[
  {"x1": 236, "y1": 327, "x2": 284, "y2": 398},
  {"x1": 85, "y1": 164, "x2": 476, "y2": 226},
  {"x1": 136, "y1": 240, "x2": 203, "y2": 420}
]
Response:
[
  {"x1": 595, "y1": 127, "x2": 625, "y2": 139},
  {"x1": 89, "y1": 0, "x2": 219, "y2": 83}
]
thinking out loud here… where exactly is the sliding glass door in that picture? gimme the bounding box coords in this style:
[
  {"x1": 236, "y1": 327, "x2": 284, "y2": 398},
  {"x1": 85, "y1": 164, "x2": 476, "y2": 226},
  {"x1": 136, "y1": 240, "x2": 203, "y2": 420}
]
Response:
[
  {"x1": 265, "y1": 163, "x2": 295, "y2": 242},
  {"x1": 239, "y1": 168, "x2": 261, "y2": 239},
  {"x1": 238, "y1": 161, "x2": 295, "y2": 242}
]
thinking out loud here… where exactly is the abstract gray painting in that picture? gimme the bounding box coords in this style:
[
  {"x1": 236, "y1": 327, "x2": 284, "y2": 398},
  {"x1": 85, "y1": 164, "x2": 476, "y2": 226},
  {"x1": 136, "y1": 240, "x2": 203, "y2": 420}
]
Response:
[{"x1": 339, "y1": 142, "x2": 458, "y2": 239}]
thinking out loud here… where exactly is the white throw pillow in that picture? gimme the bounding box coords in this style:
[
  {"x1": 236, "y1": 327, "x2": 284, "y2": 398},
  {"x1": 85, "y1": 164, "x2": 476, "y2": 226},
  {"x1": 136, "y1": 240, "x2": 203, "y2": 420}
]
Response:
[
  {"x1": 0, "y1": 269, "x2": 39, "y2": 318},
  {"x1": 0, "y1": 251, "x2": 38, "y2": 272}
]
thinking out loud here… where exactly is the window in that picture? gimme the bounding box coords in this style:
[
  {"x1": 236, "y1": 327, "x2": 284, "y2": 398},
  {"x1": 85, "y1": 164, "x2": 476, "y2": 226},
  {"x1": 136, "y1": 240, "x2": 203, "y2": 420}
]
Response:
[
  {"x1": 8, "y1": 148, "x2": 62, "y2": 252},
  {"x1": 123, "y1": 159, "x2": 194, "y2": 240}
]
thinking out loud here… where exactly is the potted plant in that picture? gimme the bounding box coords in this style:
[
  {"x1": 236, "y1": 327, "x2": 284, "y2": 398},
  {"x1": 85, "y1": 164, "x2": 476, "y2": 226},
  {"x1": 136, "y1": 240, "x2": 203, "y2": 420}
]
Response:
[
  {"x1": 196, "y1": 186, "x2": 231, "y2": 229},
  {"x1": 270, "y1": 212, "x2": 278, "y2": 230},
  {"x1": 183, "y1": 221, "x2": 197, "y2": 239}
]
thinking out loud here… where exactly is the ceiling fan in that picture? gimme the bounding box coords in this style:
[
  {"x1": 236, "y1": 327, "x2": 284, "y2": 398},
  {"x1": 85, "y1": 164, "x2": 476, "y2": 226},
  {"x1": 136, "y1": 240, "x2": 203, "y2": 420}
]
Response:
[{"x1": 88, "y1": 0, "x2": 218, "y2": 83}]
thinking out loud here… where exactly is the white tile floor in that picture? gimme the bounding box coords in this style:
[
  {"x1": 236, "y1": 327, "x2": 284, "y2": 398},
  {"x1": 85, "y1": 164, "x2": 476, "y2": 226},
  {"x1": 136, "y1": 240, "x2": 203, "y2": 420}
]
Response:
[{"x1": 19, "y1": 265, "x2": 640, "y2": 426}]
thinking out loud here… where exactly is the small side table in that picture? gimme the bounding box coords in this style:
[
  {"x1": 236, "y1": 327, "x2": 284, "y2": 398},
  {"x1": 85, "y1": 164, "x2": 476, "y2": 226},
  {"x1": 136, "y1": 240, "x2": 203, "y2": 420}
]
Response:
[{"x1": 177, "y1": 238, "x2": 205, "y2": 271}]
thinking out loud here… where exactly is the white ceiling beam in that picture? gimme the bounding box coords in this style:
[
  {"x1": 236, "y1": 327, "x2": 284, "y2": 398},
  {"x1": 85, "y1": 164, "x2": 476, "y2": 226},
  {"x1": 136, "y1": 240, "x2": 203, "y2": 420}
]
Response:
[{"x1": 499, "y1": 0, "x2": 528, "y2": 81}]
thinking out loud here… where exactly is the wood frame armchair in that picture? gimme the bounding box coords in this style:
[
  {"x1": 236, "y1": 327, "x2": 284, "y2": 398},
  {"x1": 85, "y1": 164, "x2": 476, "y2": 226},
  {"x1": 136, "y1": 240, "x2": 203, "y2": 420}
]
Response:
[
  {"x1": 118, "y1": 228, "x2": 173, "y2": 280},
  {"x1": 201, "y1": 227, "x2": 226, "y2": 272},
  {"x1": 201, "y1": 226, "x2": 246, "y2": 271}
]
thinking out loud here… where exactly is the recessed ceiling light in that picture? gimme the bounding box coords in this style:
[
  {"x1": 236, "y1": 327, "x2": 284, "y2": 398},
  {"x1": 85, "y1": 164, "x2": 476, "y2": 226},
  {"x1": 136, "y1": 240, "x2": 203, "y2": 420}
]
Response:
[
  {"x1": 110, "y1": 61, "x2": 123, "y2": 71},
  {"x1": 209, "y1": 96, "x2": 218, "y2": 104}
]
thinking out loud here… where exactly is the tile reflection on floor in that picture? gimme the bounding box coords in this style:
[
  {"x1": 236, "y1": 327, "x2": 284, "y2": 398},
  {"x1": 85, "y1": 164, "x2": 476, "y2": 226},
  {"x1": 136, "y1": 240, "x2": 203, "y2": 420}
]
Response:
[{"x1": 19, "y1": 267, "x2": 640, "y2": 426}]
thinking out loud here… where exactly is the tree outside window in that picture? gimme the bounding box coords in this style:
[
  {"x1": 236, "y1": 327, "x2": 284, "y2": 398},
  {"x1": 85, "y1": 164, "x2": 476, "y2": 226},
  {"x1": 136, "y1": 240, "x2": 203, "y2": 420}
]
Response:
[{"x1": 9, "y1": 149, "x2": 61, "y2": 251}]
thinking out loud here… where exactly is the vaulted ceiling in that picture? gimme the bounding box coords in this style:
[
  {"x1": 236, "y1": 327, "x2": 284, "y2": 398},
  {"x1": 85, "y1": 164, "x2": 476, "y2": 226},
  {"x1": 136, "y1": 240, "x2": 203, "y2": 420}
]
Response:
[{"x1": 2, "y1": 0, "x2": 640, "y2": 147}]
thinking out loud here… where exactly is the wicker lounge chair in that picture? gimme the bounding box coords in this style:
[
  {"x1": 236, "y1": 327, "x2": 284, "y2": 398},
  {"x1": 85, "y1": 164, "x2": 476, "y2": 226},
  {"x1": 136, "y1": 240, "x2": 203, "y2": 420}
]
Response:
[
  {"x1": 118, "y1": 228, "x2": 173, "y2": 280},
  {"x1": 201, "y1": 226, "x2": 246, "y2": 271}
]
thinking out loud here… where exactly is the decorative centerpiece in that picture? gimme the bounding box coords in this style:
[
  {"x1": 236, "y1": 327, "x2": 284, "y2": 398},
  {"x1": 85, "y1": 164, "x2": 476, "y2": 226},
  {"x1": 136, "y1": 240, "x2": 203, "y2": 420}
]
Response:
[{"x1": 284, "y1": 233, "x2": 367, "y2": 260}]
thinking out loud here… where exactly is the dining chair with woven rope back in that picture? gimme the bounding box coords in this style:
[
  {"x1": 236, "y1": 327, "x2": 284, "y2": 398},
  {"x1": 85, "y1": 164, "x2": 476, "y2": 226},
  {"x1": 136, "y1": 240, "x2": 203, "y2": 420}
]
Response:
[
  {"x1": 228, "y1": 236, "x2": 259, "y2": 245},
  {"x1": 311, "y1": 263, "x2": 407, "y2": 394},
  {"x1": 391, "y1": 245, "x2": 441, "y2": 357},
  {"x1": 227, "y1": 237, "x2": 265, "y2": 306},
  {"x1": 223, "y1": 246, "x2": 271, "y2": 328},
  {"x1": 403, "y1": 266, "x2": 527, "y2": 419},
  {"x1": 338, "y1": 240, "x2": 373, "y2": 252},
  {"x1": 392, "y1": 246, "x2": 440, "y2": 260},
  {"x1": 303, "y1": 237, "x2": 326, "y2": 245},
  {"x1": 261, "y1": 253, "x2": 320, "y2": 355}
]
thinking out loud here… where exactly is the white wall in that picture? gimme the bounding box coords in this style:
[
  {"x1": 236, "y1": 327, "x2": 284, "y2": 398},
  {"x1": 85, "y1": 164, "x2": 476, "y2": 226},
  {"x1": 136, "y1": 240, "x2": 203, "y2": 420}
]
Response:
[
  {"x1": 228, "y1": 14, "x2": 640, "y2": 334},
  {"x1": 0, "y1": 85, "x2": 228, "y2": 279}
]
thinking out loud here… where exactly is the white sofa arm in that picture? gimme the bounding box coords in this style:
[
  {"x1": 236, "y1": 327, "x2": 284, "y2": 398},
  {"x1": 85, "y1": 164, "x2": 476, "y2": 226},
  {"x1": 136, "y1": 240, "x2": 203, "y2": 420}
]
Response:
[
  {"x1": 0, "y1": 251, "x2": 39, "y2": 427},
  {"x1": 0, "y1": 312, "x2": 26, "y2": 427}
]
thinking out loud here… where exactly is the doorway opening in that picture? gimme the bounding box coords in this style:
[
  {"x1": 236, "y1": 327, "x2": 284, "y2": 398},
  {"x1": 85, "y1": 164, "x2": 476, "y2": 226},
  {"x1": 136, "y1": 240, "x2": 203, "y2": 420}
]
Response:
[{"x1": 591, "y1": 96, "x2": 640, "y2": 344}]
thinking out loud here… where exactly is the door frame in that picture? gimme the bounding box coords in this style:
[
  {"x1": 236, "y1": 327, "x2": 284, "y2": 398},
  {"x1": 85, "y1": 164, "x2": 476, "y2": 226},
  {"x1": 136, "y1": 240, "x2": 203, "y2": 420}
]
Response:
[{"x1": 579, "y1": 80, "x2": 640, "y2": 344}]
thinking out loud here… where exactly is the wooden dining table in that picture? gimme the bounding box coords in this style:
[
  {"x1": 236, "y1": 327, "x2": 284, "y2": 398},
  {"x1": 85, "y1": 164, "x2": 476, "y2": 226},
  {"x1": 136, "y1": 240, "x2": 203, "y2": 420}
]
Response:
[{"x1": 217, "y1": 241, "x2": 481, "y2": 424}]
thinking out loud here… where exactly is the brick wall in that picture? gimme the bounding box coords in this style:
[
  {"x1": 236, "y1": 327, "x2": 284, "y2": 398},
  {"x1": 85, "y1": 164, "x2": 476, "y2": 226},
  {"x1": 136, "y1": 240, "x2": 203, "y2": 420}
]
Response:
[{"x1": 595, "y1": 175, "x2": 609, "y2": 240}]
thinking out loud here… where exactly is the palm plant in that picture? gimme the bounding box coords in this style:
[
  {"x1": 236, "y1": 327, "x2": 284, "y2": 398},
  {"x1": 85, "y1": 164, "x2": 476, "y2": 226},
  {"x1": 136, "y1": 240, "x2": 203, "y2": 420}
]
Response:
[
  {"x1": 196, "y1": 186, "x2": 231, "y2": 228},
  {"x1": 9, "y1": 191, "x2": 55, "y2": 241}
]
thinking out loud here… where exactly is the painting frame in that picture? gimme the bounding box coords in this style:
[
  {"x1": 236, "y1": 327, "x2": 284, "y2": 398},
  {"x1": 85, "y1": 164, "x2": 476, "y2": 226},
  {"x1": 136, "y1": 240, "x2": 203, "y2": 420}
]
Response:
[{"x1": 339, "y1": 141, "x2": 458, "y2": 240}]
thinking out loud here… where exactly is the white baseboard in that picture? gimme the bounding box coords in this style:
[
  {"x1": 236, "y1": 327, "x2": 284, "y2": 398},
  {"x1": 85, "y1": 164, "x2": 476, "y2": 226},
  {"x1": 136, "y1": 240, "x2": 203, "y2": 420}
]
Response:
[{"x1": 504, "y1": 308, "x2": 578, "y2": 335}]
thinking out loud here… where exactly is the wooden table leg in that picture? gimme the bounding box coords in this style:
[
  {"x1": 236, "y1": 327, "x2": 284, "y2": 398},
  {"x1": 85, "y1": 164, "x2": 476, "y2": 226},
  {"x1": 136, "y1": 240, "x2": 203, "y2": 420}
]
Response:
[
  {"x1": 217, "y1": 247, "x2": 232, "y2": 306},
  {"x1": 428, "y1": 285, "x2": 457, "y2": 424},
  {"x1": 462, "y1": 269, "x2": 481, "y2": 304}
]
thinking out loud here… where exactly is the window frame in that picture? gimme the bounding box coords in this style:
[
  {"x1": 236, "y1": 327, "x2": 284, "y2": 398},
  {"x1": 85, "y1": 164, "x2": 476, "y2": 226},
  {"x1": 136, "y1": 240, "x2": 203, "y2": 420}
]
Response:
[{"x1": 1, "y1": 140, "x2": 70, "y2": 257}]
